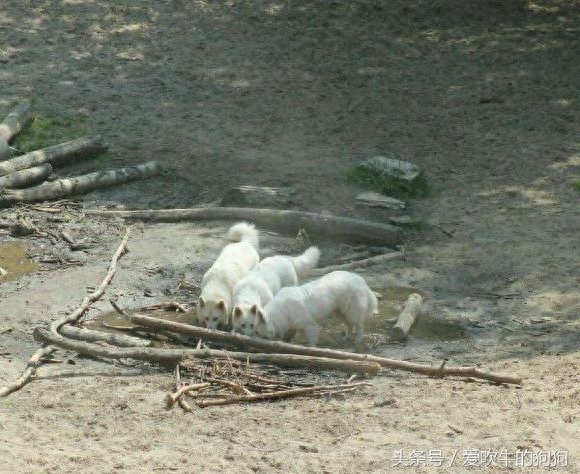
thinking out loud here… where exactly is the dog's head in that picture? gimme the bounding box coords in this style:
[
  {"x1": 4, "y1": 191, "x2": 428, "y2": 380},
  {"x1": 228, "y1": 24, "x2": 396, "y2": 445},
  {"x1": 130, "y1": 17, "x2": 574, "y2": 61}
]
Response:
[
  {"x1": 197, "y1": 297, "x2": 229, "y2": 329},
  {"x1": 231, "y1": 304, "x2": 259, "y2": 336},
  {"x1": 253, "y1": 308, "x2": 275, "y2": 339}
]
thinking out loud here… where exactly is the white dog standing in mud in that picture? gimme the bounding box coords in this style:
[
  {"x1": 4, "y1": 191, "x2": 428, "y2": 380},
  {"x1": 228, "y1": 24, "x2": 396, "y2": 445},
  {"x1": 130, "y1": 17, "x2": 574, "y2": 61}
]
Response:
[
  {"x1": 197, "y1": 222, "x2": 259, "y2": 329},
  {"x1": 231, "y1": 246, "x2": 321, "y2": 335},
  {"x1": 254, "y1": 270, "x2": 378, "y2": 346}
]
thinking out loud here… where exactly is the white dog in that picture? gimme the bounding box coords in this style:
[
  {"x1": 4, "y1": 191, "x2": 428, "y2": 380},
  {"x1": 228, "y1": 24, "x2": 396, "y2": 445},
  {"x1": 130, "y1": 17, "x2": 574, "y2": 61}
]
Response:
[
  {"x1": 254, "y1": 271, "x2": 378, "y2": 346},
  {"x1": 197, "y1": 222, "x2": 259, "y2": 329},
  {"x1": 231, "y1": 246, "x2": 321, "y2": 335}
]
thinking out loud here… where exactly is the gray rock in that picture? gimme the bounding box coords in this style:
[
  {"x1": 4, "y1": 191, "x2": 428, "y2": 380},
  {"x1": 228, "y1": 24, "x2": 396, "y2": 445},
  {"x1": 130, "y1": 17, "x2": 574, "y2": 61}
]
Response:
[
  {"x1": 360, "y1": 155, "x2": 422, "y2": 183},
  {"x1": 356, "y1": 191, "x2": 405, "y2": 210}
]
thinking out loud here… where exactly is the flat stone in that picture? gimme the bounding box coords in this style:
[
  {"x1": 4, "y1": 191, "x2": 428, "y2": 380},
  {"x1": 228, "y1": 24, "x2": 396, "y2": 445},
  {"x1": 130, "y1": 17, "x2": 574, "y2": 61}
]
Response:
[{"x1": 356, "y1": 191, "x2": 405, "y2": 210}]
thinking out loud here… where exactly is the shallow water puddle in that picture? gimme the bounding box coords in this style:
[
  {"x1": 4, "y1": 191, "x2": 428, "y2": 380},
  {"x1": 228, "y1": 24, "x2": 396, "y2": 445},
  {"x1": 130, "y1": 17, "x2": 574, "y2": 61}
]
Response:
[{"x1": 0, "y1": 242, "x2": 39, "y2": 283}]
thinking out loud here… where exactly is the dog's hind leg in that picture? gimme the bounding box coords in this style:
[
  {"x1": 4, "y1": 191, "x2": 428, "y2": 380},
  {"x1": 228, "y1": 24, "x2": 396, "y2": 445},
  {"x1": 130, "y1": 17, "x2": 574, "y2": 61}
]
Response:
[{"x1": 304, "y1": 323, "x2": 320, "y2": 347}]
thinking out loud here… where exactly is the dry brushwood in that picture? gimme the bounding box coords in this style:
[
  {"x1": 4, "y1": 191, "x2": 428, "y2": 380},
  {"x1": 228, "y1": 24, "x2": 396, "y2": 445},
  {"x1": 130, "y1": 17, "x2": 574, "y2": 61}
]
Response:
[
  {"x1": 0, "y1": 164, "x2": 53, "y2": 189},
  {"x1": 33, "y1": 328, "x2": 381, "y2": 375},
  {"x1": 130, "y1": 314, "x2": 522, "y2": 385},
  {"x1": 194, "y1": 382, "x2": 372, "y2": 408},
  {"x1": 0, "y1": 101, "x2": 33, "y2": 160},
  {"x1": 0, "y1": 136, "x2": 107, "y2": 177},
  {"x1": 0, "y1": 229, "x2": 132, "y2": 397},
  {"x1": 0, "y1": 161, "x2": 161, "y2": 206},
  {"x1": 85, "y1": 207, "x2": 402, "y2": 246},
  {"x1": 306, "y1": 251, "x2": 404, "y2": 277}
]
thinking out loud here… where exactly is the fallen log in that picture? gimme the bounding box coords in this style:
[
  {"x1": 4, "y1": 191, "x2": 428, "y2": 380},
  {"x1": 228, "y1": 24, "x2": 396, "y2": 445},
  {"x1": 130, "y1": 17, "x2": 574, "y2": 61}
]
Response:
[
  {"x1": 391, "y1": 293, "x2": 422, "y2": 340},
  {"x1": 0, "y1": 136, "x2": 107, "y2": 177},
  {"x1": 0, "y1": 101, "x2": 33, "y2": 160},
  {"x1": 130, "y1": 314, "x2": 522, "y2": 385},
  {"x1": 0, "y1": 164, "x2": 52, "y2": 189},
  {"x1": 59, "y1": 325, "x2": 152, "y2": 347},
  {"x1": 0, "y1": 161, "x2": 161, "y2": 206},
  {"x1": 307, "y1": 251, "x2": 404, "y2": 277},
  {"x1": 85, "y1": 207, "x2": 402, "y2": 246},
  {"x1": 33, "y1": 328, "x2": 381, "y2": 375}
]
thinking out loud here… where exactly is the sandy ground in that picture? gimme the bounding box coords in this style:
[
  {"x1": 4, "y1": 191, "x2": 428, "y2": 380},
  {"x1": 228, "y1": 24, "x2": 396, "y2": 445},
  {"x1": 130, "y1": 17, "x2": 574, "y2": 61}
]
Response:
[{"x1": 1, "y1": 1, "x2": 579, "y2": 472}]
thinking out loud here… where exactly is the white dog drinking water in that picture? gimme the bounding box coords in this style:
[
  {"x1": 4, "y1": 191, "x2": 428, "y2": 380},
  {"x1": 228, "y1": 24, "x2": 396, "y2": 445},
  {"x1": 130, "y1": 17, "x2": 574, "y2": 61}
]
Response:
[
  {"x1": 254, "y1": 270, "x2": 378, "y2": 346},
  {"x1": 231, "y1": 246, "x2": 320, "y2": 335},
  {"x1": 197, "y1": 222, "x2": 259, "y2": 329}
]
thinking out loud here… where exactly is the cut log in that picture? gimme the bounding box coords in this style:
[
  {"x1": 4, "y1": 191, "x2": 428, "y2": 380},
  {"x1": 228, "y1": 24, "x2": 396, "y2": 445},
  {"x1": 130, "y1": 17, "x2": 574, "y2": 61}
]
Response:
[
  {"x1": 391, "y1": 293, "x2": 423, "y2": 340},
  {"x1": 59, "y1": 325, "x2": 152, "y2": 347},
  {"x1": 0, "y1": 161, "x2": 161, "y2": 206},
  {"x1": 0, "y1": 164, "x2": 52, "y2": 189},
  {"x1": 32, "y1": 328, "x2": 381, "y2": 375},
  {"x1": 221, "y1": 186, "x2": 297, "y2": 209},
  {"x1": 0, "y1": 136, "x2": 107, "y2": 177},
  {"x1": 86, "y1": 207, "x2": 402, "y2": 246},
  {"x1": 0, "y1": 101, "x2": 34, "y2": 160},
  {"x1": 129, "y1": 314, "x2": 522, "y2": 385}
]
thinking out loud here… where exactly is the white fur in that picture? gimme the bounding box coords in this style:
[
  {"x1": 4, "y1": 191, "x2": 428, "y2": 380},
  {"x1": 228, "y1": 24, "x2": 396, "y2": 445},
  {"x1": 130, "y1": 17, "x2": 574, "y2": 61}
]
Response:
[
  {"x1": 231, "y1": 246, "x2": 320, "y2": 335},
  {"x1": 197, "y1": 222, "x2": 259, "y2": 329},
  {"x1": 254, "y1": 271, "x2": 378, "y2": 346}
]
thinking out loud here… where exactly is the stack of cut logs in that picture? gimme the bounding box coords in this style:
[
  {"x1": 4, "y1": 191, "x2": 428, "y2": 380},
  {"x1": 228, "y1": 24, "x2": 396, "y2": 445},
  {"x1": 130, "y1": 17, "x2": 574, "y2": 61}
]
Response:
[{"x1": 0, "y1": 101, "x2": 160, "y2": 207}]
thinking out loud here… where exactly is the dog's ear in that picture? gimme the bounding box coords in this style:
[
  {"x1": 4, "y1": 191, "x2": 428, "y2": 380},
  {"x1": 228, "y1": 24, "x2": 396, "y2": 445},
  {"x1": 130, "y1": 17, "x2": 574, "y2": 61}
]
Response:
[
  {"x1": 216, "y1": 300, "x2": 225, "y2": 310},
  {"x1": 198, "y1": 297, "x2": 206, "y2": 308},
  {"x1": 233, "y1": 307, "x2": 243, "y2": 318},
  {"x1": 256, "y1": 309, "x2": 266, "y2": 323},
  {"x1": 250, "y1": 304, "x2": 258, "y2": 315}
]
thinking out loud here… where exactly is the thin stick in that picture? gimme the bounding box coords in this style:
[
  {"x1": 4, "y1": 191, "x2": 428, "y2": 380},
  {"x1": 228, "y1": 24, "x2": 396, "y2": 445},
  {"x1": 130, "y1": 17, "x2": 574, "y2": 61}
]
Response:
[
  {"x1": 0, "y1": 346, "x2": 56, "y2": 397},
  {"x1": 51, "y1": 227, "x2": 131, "y2": 333},
  {"x1": 204, "y1": 377, "x2": 254, "y2": 395},
  {"x1": 306, "y1": 252, "x2": 404, "y2": 277},
  {"x1": 130, "y1": 314, "x2": 522, "y2": 385},
  {"x1": 166, "y1": 382, "x2": 211, "y2": 409},
  {"x1": 0, "y1": 229, "x2": 131, "y2": 397},
  {"x1": 195, "y1": 382, "x2": 372, "y2": 408}
]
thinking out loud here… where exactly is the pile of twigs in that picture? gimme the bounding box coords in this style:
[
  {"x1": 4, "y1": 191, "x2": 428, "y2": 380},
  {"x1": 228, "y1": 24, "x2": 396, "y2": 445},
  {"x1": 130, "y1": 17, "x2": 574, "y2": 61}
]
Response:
[{"x1": 168, "y1": 358, "x2": 372, "y2": 410}]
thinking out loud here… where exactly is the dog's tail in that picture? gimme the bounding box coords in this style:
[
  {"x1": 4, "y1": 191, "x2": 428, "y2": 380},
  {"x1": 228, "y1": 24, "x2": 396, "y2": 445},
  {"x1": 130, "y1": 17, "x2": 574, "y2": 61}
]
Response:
[
  {"x1": 369, "y1": 288, "x2": 379, "y2": 318},
  {"x1": 226, "y1": 221, "x2": 259, "y2": 251},
  {"x1": 291, "y1": 246, "x2": 321, "y2": 278}
]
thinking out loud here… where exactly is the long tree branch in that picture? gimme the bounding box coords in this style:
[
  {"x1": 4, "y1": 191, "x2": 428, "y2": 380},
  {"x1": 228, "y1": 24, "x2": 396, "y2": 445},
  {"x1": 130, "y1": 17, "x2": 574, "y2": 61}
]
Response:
[{"x1": 130, "y1": 314, "x2": 522, "y2": 385}]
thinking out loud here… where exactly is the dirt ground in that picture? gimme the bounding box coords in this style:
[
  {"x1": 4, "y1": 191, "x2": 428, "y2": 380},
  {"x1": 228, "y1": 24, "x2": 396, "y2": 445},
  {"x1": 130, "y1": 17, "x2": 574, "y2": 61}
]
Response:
[{"x1": 1, "y1": 1, "x2": 579, "y2": 472}]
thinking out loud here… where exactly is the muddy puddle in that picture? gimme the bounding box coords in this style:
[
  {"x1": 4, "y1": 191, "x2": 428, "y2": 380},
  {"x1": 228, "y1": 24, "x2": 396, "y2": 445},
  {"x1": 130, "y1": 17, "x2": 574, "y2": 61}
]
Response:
[
  {"x1": 316, "y1": 286, "x2": 468, "y2": 346},
  {"x1": 87, "y1": 286, "x2": 468, "y2": 348},
  {"x1": 0, "y1": 242, "x2": 39, "y2": 283}
]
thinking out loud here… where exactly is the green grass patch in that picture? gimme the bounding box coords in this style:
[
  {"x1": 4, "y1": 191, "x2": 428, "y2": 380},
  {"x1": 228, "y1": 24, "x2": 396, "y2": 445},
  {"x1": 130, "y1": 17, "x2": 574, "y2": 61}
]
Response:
[
  {"x1": 573, "y1": 180, "x2": 580, "y2": 192},
  {"x1": 13, "y1": 112, "x2": 90, "y2": 152},
  {"x1": 346, "y1": 166, "x2": 429, "y2": 198}
]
